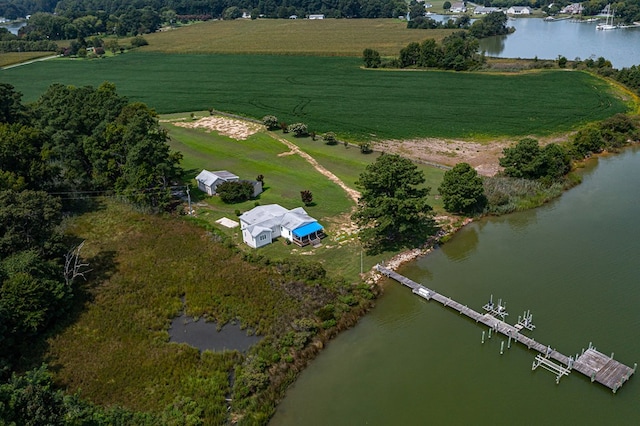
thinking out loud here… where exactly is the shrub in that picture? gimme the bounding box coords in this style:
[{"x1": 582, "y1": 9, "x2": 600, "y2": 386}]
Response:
[
  {"x1": 289, "y1": 122, "x2": 308, "y2": 137},
  {"x1": 130, "y1": 36, "x2": 149, "y2": 48},
  {"x1": 323, "y1": 132, "x2": 337, "y2": 145},
  {"x1": 217, "y1": 181, "x2": 254, "y2": 203},
  {"x1": 300, "y1": 190, "x2": 313, "y2": 206},
  {"x1": 262, "y1": 115, "x2": 279, "y2": 130}
]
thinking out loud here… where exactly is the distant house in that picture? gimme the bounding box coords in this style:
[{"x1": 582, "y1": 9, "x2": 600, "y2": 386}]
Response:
[
  {"x1": 195, "y1": 170, "x2": 238, "y2": 196},
  {"x1": 560, "y1": 3, "x2": 584, "y2": 15},
  {"x1": 308, "y1": 14, "x2": 325, "y2": 19},
  {"x1": 450, "y1": 2, "x2": 467, "y2": 13},
  {"x1": 507, "y1": 6, "x2": 532, "y2": 15},
  {"x1": 474, "y1": 6, "x2": 502, "y2": 15},
  {"x1": 195, "y1": 170, "x2": 263, "y2": 198},
  {"x1": 240, "y1": 204, "x2": 325, "y2": 248}
]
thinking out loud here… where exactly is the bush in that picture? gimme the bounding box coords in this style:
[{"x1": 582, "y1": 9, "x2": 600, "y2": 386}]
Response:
[
  {"x1": 289, "y1": 122, "x2": 308, "y2": 137},
  {"x1": 262, "y1": 115, "x2": 279, "y2": 130},
  {"x1": 323, "y1": 132, "x2": 337, "y2": 145},
  {"x1": 130, "y1": 36, "x2": 149, "y2": 48},
  {"x1": 217, "y1": 181, "x2": 254, "y2": 203}
]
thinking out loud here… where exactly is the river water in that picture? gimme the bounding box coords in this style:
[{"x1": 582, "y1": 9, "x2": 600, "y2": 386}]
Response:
[
  {"x1": 271, "y1": 148, "x2": 640, "y2": 425},
  {"x1": 479, "y1": 17, "x2": 640, "y2": 69}
]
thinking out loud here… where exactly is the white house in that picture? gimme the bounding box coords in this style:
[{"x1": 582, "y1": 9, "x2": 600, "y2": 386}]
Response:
[
  {"x1": 474, "y1": 6, "x2": 502, "y2": 15},
  {"x1": 195, "y1": 170, "x2": 262, "y2": 197},
  {"x1": 560, "y1": 3, "x2": 584, "y2": 15},
  {"x1": 450, "y1": 2, "x2": 467, "y2": 13},
  {"x1": 507, "y1": 6, "x2": 532, "y2": 15},
  {"x1": 308, "y1": 14, "x2": 325, "y2": 19},
  {"x1": 240, "y1": 204, "x2": 325, "y2": 248}
]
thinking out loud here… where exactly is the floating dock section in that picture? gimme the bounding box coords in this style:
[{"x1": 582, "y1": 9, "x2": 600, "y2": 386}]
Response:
[{"x1": 377, "y1": 265, "x2": 636, "y2": 393}]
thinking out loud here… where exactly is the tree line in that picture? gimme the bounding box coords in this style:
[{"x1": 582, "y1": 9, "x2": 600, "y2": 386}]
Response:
[
  {"x1": 364, "y1": 12, "x2": 512, "y2": 71},
  {"x1": 0, "y1": 82, "x2": 182, "y2": 386}
]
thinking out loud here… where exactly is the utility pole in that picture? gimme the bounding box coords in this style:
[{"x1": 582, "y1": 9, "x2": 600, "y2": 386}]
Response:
[{"x1": 186, "y1": 184, "x2": 192, "y2": 215}]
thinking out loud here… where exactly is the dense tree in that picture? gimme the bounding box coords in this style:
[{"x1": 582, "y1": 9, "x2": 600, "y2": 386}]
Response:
[
  {"x1": 438, "y1": 163, "x2": 487, "y2": 214},
  {"x1": 362, "y1": 48, "x2": 381, "y2": 68},
  {"x1": 0, "y1": 83, "x2": 26, "y2": 125},
  {"x1": 352, "y1": 154, "x2": 436, "y2": 254},
  {"x1": 0, "y1": 190, "x2": 62, "y2": 258},
  {"x1": 469, "y1": 11, "x2": 510, "y2": 38},
  {"x1": 500, "y1": 138, "x2": 571, "y2": 182},
  {"x1": 499, "y1": 138, "x2": 545, "y2": 180}
]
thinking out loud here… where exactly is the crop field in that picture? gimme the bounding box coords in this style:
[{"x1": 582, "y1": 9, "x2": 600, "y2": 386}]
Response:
[
  {"x1": 4, "y1": 52, "x2": 629, "y2": 141},
  {"x1": 0, "y1": 51, "x2": 54, "y2": 67},
  {"x1": 143, "y1": 18, "x2": 454, "y2": 56}
]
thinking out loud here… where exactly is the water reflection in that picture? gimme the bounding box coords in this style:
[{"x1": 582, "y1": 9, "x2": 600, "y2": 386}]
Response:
[
  {"x1": 169, "y1": 314, "x2": 261, "y2": 352},
  {"x1": 441, "y1": 226, "x2": 479, "y2": 262}
]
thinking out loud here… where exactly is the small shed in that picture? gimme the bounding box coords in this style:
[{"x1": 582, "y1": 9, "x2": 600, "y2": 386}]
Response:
[
  {"x1": 308, "y1": 14, "x2": 325, "y2": 19},
  {"x1": 195, "y1": 170, "x2": 239, "y2": 196}
]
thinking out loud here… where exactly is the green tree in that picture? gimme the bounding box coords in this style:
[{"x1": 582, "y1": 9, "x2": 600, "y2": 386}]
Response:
[
  {"x1": 399, "y1": 41, "x2": 421, "y2": 67},
  {"x1": 262, "y1": 115, "x2": 279, "y2": 130},
  {"x1": 0, "y1": 190, "x2": 62, "y2": 258},
  {"x1": 217, "y1": 181, "x2": 254, "y2": 203},
  {"x1": 289, "y1": 122, "x2": 308, "y2": 137},
  {"x1": 443, "y1": 1, "x2": 452, "y2": 11},
  {"x1": 300, "y1": 190, "x2": 313, "y2": 206},
  {"x1": 438, "y1": 163, "x2": 487, "y2": 214},
  {"x1": 323, "y1": 132, "x2": 337, "y2": 145},
  {"x1": 540, "y1": 143, "x2": 571, "y2": 181},
  {"x1": 0, "y1": 83, "x2": 26, "y2": 124},
  {"x1": 499, "y1": 138, "x2": 545, "y2": 180},
  {"x1": 352, "y1": 154, "x2": 436, "y2": 254},
  {"x1": 362, "y1": 48, "x2": 381, "y2": 68}
]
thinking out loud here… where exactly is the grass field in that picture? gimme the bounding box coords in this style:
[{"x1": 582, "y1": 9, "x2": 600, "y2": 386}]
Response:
[
  {"x1": 143, "y1": 19, "x2": 454, "y2": 56},
  {"x1": 163, "y1": 113, "x2": 446, "y2": 280},
  {"x1": 0, "y1": 51, "x2": 54, "y2": 67},
  {"x1": 3, "y1": 52, "x2": 629, "y2": 140}
]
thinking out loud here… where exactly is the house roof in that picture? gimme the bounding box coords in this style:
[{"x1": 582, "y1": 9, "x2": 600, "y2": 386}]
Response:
[
  {"x1": 195, "y1": 170, "x2": 238, "y2": 187},
  {"x1": 239, "y1": 204, "x2": 289, "y2": 226},
  {"x1": 247, "y1": 225, "x2": 272, "y2": 237},
  {"x1": 281, "y1": 207, "x2": 315, "y2": 231},
  {"x1": 240, "y1": 204, "x2": 319, "y2": 233},
  {"x1": 293, "y1": 222, "x2": 323, "y2": 238}
]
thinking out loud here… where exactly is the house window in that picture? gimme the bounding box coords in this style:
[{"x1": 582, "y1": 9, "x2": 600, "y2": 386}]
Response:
[{"x1": 259, "y1": 235, "x2": 267, "y2": 241}]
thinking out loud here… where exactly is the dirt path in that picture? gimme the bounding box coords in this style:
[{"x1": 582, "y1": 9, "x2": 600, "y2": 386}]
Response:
[
  {"x1": 2, "y1": 54, "x2": 59, "y2": 70},
  {"x1": 267, "y1": 131, "x2": 361, "y2": 204}
]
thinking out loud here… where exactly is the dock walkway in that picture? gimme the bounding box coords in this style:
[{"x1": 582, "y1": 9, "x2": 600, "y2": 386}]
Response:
[{"x1": 377, "y1": 265, "x2": 636, "y2": 393}]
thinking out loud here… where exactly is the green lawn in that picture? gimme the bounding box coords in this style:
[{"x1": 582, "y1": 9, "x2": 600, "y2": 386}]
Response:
[
  {"x1": 164, "y1": 115, "x2": 446, "y2": 280},
  {"x1": 4, "y1": 52, "x2": 629, "y2": 140}
]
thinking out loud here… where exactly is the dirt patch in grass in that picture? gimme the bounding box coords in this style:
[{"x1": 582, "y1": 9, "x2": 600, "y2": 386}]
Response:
[
  {"x1": 375, "y1": 138, "x2": 510, "y2": 176},
  {"x1": 169, "y1": 115, "x2": 262, "y2": 140}
]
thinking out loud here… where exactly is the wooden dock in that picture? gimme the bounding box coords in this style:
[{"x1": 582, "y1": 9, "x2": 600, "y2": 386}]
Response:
[{"x1": 377, "y1": 265, "x2": 636, "y2": 393}]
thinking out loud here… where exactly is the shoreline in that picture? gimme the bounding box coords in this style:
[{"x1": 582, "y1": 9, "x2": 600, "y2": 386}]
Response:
[{"x1": 368, "y1": 216, "x2": 474, "y2": 283}]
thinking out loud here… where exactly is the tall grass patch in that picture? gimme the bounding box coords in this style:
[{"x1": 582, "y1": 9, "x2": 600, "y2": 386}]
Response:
[{"x1": 3, "y1": 53, "x2": 630, "y2": 140}]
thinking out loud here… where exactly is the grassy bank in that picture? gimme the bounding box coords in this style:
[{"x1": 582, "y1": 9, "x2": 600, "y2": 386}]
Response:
[{"x1": 2, "y1": 53, "x2": 629, "y2": 140}]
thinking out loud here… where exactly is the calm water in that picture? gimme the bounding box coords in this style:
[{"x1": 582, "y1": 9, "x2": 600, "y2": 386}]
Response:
[
  {"x1": 169, "y1": 315, "x2": 261, "y2": 352},
  {"x1": 479, "y1": 18, "x2": 640, "y2": 68},
  {"x1": 271, "y1": 148, "x2": 640, "y2": 425},
  {"x1": 0, "y1": 21, "x2": 25, "y2": 35}
]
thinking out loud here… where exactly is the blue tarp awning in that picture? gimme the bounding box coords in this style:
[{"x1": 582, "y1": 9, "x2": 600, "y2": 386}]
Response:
[{"x1": 292, "y1": 222, "x2": 323, "y2": 238}]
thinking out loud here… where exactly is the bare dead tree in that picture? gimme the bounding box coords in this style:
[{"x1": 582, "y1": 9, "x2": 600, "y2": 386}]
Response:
[{"x1": 64, "y1": 241, "x2": 92, "y2": 287}]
